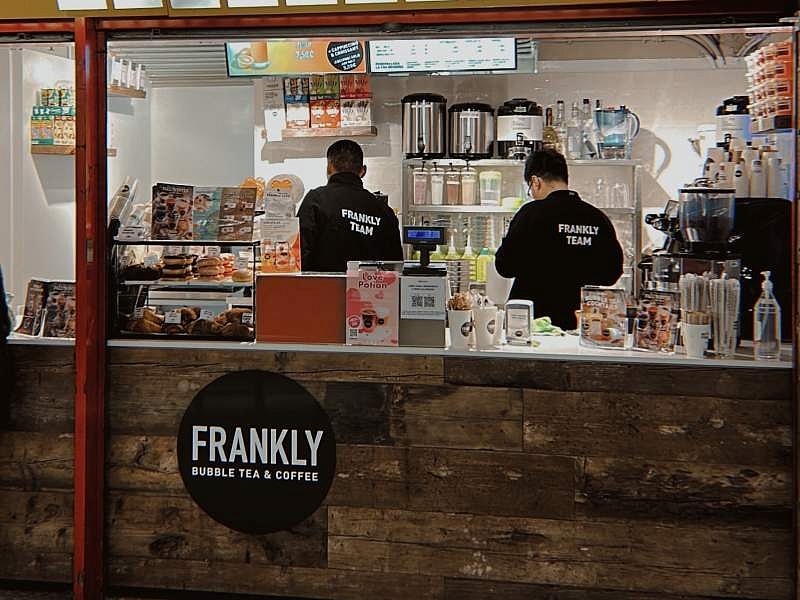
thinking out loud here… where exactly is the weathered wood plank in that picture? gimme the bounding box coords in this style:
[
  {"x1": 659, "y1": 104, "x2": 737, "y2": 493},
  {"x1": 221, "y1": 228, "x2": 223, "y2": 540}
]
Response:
[
  {"x1": 108, "y1": 348, "x2": 445, "y2": 385},
  {"x1": 443, "y1": 579, "x2": 747, "y2": 600},
  {"x1": 7, "y1": 346, "x2": 74, "y2": 433},
  {"x1": 389, "y1": 385, "x2": 523, "y2": 451},
  {"x1": 575, "y1": 457, "x2": 791, "y2": 528},
  {"x1": 0, "y1": 593, "x2": 70, "y2": 600},
  {"x1": 0, "y1": 432, "x2": 74, "y2": 491},
  {"x1": 108, "y1": 436, "x2": 574, "y2": 519},
  {"x1": 445, "y1": 357, "x2": 791, "y2": 400},
  {"x1": 328, "y1": 507, "x2": 792, "y2": 599},
  {"x1": 524, "y1": 389, "x2": 791, "y2": 466},
  {"x1": 107, "y1": 557, "x2": 444, "y2": 600},
  {"x1": 107, "y1": 492, "x2": 326, "y2": 568},
  {"x1": 0, "y1": 489, "x2": 72, "y2": 526}
]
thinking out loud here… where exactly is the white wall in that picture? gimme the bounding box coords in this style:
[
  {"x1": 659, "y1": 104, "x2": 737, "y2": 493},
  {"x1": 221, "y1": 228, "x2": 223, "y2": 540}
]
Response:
[
  {"x1": 150, "y1": 86, "x2": 254, "y2": 187},
  {"x1": 1, "y1": 48, "x2": 76, "y2": 302},
  {"x1": 253, "y1": 62, "x2": 749, "y2": 215},
  {"x1": 108, "y1": 94, "x2": 151, "y2": 200}
]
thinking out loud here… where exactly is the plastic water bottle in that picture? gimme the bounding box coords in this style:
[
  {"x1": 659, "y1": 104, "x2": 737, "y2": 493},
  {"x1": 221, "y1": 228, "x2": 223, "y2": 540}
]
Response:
[{"x1": 754, "y1": 271, "x2": 781, "y2": 360}]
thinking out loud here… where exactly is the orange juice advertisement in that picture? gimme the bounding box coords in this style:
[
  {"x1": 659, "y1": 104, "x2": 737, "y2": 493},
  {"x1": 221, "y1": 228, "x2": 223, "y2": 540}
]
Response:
[
  {"x1": 260, "y1": 218, "x2": 302, "y2": 273},
  {"x1": 227, "y1": 39, "x2": 367, "y2": 77},
  {"x1": 345, "y1": 269, "x2": 399, "y2": 347}
]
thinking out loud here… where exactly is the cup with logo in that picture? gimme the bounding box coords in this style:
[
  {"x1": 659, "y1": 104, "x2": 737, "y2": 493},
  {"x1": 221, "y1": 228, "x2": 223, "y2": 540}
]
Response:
[{"x1": 447, "y1": 292, "x2": 474, "y2": 350}]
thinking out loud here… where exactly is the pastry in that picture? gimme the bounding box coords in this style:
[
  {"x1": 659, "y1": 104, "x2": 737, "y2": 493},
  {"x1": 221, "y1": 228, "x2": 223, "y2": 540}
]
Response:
[
  {"x1": 188, "y1": 319, "x2": 221, "y2": 336},
  {"x1": 198, "y1": 265, "x2": 223, "y2": 278},
  {"x1": 127, "y1": 318, "x2": 163, "y2": 333},
  {"x1": 231, "y1": 269, "x2": 252, "y2": 283},
  {"x1": 141, "y1": 307, "x2": 164, "y2": 325},
  {"x1": 221, "y1": 322, "x2": 251, "y2": 338},
  {"x1": 164, "y1": 323, "x2": 185, "y2": 335},
  {"x1": 120, "y1": 263, "x2": 162, "y2": 281},
  {"x1": 163, "y1": 255, "x2": 189, "y2": 267},
  {"x1": 177, "y1": 307, "x2": 198, "y2": 324},
  {"x1": 197, "y1": 256, "x2": 223, "y2": 269},
  {"x1": 218, "y1": 307, "x2": 250, "y2": 324}
]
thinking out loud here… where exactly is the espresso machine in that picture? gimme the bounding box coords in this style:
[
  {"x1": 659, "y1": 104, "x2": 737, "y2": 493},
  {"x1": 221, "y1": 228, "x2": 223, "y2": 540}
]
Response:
[{"x1": 642, "y1": 186, "x2": 741, "y2": 290}]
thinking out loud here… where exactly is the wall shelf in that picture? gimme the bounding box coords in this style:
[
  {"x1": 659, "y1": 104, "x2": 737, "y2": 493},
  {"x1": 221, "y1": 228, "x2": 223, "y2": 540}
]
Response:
[
  {"x1": 109, "y1": 85, "x2": 147, "y2": 99},
  {"x1": 407, "y1": 205, "x2": 519, "y2": 214},
  {"x1": 403, "y1": 158, "x2": 640, "y2": 167},
  {"x1": 281, "y1": 126, "x2": 377, "y2": 139},
  {"x1": 32, "y1": 145, "x2": 118, "y2": 157}
]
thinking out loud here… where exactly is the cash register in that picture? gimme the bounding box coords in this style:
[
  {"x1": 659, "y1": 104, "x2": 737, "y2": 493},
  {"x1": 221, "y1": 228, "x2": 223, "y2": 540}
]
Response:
[{"x1": 400, "y1": 226, "x2": 447, "y2": 347}]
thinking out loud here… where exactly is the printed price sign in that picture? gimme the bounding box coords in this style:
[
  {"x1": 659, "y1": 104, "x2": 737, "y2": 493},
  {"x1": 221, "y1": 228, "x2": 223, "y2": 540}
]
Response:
[
  {"x1": 242, "y1": 312, "x2": 254, "y2": 325},
  {"x1": 165, "y1": 310, "x2": 182, "y2": 324},
  {"x1": 235, "y1": 257, "x2": 249, "y2": 270},
  {"x1": 401, "y1": 277, "x2": 446, "y2": 320},
  {"x1": 164, "y1": 245, "x2": 183, "y2": 257},
  {"x1": 207, "y1": 246, "x2": 221, "y2": 258},
  {"x1": 144, "y1": 253, "x2": 160, "y2": 267},
  {"x1": 133, "y1": 307, "x2": 145, "y2": 319},
  {"x1": 200, "y1": 308, "x2": 215, "y2": 320}
]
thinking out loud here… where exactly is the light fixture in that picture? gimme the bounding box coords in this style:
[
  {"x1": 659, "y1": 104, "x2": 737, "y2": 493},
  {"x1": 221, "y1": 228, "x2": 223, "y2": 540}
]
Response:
[
  {"x1": 227, "y1": 0, "x2": 279, "y2": 6},
  {"x1": 169, "y1": 0, "x2": 221, "y2": 8},
  {"x1": 57, "y1": 0, "x2": 108, "y2": 9},
  {"x1": 113, "y1": 0, "x2": 164, "y2": 7}
]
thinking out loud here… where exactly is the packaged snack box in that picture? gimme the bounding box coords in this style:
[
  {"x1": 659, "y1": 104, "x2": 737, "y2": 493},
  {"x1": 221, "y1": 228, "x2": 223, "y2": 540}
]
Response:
[
  {"x1": 286, "y1": 103, "x2": 310, "y2": 129},
  {"x1": 283, "y1": 77, "x2": 310, "y2": 104}
]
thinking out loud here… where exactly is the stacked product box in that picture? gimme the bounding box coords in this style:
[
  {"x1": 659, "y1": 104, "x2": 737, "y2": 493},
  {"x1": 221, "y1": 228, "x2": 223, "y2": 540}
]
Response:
[
  {"x1": 31, "y1": 86, "x2": 76, "y2": 146},
  {"x1": 340, "y1": 74, "x2": 372, "y2": 128},
  {"x1": 309, "y1": 74, "x2": 341, "y2": 129},
  {"x1": 284, "y1": 77, "x2": 310, "y2": 129}
]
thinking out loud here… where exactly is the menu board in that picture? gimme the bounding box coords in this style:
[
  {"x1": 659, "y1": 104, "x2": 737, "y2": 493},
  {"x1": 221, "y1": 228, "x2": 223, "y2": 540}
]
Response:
[
  {"x1": 369, "y1": 37, "x2": 517, "y2": 73},
  {"x1": 227, "y1": 39, "x2": 367, "y2": 77}
]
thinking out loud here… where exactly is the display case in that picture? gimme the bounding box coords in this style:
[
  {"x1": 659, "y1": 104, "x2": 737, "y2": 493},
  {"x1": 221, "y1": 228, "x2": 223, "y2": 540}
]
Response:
[
  {"x1": 401, "y1": 158, "x2": 642, "y2": 295},
  {"x1": 110, "y1": 239, "x2": 258, "y2": 341}
]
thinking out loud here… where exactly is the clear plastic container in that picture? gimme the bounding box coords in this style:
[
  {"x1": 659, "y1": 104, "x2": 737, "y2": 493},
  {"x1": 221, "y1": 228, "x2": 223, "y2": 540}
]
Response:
[
  {"x1": 445, "y1": 166, "x2": 462, "y2": 206},
  {"x1": 479, "y1": 171, "x2": 502, "y2": 206},
  {"x1": 412, "y1": 167, "x2": 429, "y2": 205},
  {"x1": 461, "y1": 167, "x2": 478, "y2": 205},
  {"x1": 430, "y1": 166, "x2": 444, "y2": 206}
]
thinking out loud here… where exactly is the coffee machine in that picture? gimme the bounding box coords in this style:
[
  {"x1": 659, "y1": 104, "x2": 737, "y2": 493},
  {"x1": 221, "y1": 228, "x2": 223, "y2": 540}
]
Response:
[{"x1": 642, "y1": 186, "x2": 741, "y2": 290}]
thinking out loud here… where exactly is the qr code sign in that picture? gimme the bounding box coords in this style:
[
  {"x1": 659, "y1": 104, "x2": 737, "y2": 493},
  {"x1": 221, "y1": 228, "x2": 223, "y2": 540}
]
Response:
[{"x1": 412, "y1": 295, "x2": 436, "y2": 308}]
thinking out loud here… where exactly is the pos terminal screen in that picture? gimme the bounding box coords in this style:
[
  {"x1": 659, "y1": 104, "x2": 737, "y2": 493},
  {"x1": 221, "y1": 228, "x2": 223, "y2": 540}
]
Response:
[{"x1": 404, "y1": 227, "x2": 445, "y2": 246}]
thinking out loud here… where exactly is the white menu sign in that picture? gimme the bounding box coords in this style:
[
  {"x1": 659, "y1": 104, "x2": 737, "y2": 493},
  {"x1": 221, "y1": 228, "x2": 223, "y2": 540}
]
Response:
[
  {"x1": 369, "y1": 38, "x2": 516, "y2": 74},
  {"x1": 58, "y1": 0, "x2": 108, "y2": 9}
]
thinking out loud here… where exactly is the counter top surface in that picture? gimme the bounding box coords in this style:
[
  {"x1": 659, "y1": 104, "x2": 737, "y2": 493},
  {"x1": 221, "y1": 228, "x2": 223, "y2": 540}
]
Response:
[
  {"x1": 95, "y1": 335, "x2": 792, "y2": 369},
  {"x1": 8, "y1": 333, "x2": 791, "y2": 369}
]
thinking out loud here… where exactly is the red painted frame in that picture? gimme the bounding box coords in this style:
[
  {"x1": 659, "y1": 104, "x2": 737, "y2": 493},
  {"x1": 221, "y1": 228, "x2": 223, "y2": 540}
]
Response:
[
  {"x1": 74, "y1": 17, "x2": 107, "y2": 600},
  {"x1": 76, "y1": 2, "x2": 796, "y2": 599}
]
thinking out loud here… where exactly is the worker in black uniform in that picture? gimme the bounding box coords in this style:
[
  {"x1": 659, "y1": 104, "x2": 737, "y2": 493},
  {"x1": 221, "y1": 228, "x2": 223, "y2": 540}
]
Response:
[
  {"x1": 495, "y1": 149, "x2": 624, "y2": 330},
  {"x1": 298, "y1": 140, "x2": 403, "y2": 272}
]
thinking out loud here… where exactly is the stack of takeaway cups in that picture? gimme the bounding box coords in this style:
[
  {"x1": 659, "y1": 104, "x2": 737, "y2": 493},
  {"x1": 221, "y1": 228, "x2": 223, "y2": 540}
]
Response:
[{"x1": 447, "y1": 259, "x2": 472, "y2": 294}]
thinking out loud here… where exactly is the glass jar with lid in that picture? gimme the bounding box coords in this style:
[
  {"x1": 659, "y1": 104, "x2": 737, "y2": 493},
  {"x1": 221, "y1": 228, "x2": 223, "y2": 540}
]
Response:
[
  {"x1": 461, "y1": 166, "x2": 478, "y2": 205},
  {"x1": 412, "y1": 166, "x2": 429, "y2": 205},
  {"x1": 445, "y1": 165, "x2": 462, "y2": 206},
  {"x1": 430, "y1": 165, "x2": 445, "y2": 206}
]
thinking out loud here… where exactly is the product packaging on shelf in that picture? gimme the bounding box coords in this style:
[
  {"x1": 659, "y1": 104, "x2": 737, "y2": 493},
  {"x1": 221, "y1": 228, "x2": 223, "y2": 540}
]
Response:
[
  {"x1": 283, "y1": 77, "x2": 310, "y2": 104},
  {"x1": 15, "y1": 279, "x2": 76, "y2": 338},
  {"x1": 151, "y1": 183, "x2": 195, "y2": 241},
  {"x1": 192, "y1": 187, "x2": 222, "y2": 240},
  {"x1": 260, "y1": 217, "x2": 302, "y2": 273},
  {"x1": 634, "y1": 290, "x2": 679, "y2": 353},
  {"x1": 340, "y1": 74, "x2": 371, "y2": 99},
  {"x1": 340, "y1": 98, "x2": 372, "y2": 127},
  {"x1": 578, "y1": 287, "x2": 628, "y2": 349},
  {"x1": 31, "y1": 109, "x2": 54, "y2": 145},
  {"x1": 346, "y1": 265, "x2": 400, "y2": 347},
  {"x1": 286, "y1": 103, "x2": 311, "y2": 129},
  {"x1": 218, "y1": 187, "x2": 257, "y2": 241},
  {"x1": 310, "y1": 99, "x2": 341, "y2": 129}
]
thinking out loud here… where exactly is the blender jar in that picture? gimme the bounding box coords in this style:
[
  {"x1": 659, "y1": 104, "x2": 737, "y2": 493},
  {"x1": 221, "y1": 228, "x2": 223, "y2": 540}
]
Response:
[
  {"x1": 445, "y1": 166, "x2": 462, "y2": 205},
  {"x1": 461, "y1": 167, "x2": 478, "y2": 205},
  {"x1": 479, "y1": 171, "x2": 502, "y2": 206},
  {"x1": 678, "y1": 187, "x2": 735, "y2": 250},
  {"x1": 412, "y1": 167, "x2": 429, "y2": 205}
]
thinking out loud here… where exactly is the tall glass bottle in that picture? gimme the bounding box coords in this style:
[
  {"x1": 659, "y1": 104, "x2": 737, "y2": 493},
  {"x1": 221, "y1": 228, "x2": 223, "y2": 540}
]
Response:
[
  {"x1": 754, "y1": 270, "x2": 782, "y2": 360},
  {"x1": 566, "y1": 103, "x2": 583, "y2": 160},
  {"x1": 543, "y1": 107, "x2": 558, "y2": 151},
  {"x1": 554, "y1": 100, "x2": 567, "y2": 154},
  {"x1": 581, "y1": 98, "x2": 596, "y2": 159}
]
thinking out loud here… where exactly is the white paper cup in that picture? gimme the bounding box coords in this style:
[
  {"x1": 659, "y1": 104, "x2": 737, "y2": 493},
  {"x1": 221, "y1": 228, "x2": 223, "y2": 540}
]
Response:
[
  {"x1": 682, "y1": 323, "x2": 710, "y2": 359},
  {"x1": 494, "y1": 310, "x2": 505, "y2": 346},
  {"x1": 448, "y1": 310, "x2": 473, "y2": 350},
  {"x1": 474, "y1": 306, "x2": 499, "y2": 350}
]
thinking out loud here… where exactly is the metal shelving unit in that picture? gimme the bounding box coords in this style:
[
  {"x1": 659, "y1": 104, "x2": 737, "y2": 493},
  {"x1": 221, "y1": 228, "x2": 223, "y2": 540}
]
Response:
[{"x1": 401, "y1": 157, "x2": 643, "y2": 295}]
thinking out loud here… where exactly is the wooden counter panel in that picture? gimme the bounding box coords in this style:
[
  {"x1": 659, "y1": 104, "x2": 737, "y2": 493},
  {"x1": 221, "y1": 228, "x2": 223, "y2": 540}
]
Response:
[
  {"x1": 0, "y1": 431, "x2": 74, "y2": 490},
  {"x1": 443, "y1": 579, "x2": 771, "y2": 600},
  {"x1": 576, "y1": 456, "x2": 791, "y2": 528},
  {"x1": 7, "y1": 345, "x2": 73, "y2": 433},
  {"x1": 108, "y1": 347, "x2": 445, "y2": 386},
  {"x1": 107, "y1": 557, "x2": 444, "y2": 599},
  {"x1": 445, "y1": 357, "x2": 791, "y2": 400},
  {"x1": 523, "y1": 390, "x2": 791, "y2": 466},
  {"x1": 328, "y1": 507, "x2": 792, "y2": 599},
  {"x1": 109, "y1": 380, "x2": 523, "y2": 451},
  {"x1": 107, "y1": 493, "x2": 326, "y2": 568}
]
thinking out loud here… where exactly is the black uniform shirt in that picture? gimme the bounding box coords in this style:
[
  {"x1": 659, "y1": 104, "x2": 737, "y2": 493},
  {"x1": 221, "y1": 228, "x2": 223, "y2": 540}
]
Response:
[
  {"x1": 495, "y1": 189, "x2": 624, "y2": 330},
  {"x1": 297, "y1": 172, "x2": 403, "y2": 272}
]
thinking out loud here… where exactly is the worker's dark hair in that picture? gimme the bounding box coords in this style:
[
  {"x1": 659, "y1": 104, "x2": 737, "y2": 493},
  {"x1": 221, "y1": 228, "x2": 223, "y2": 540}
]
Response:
[
  {"x1": 327, "y1": 139, "x2": 364, "y2": 175},
  {"x1": 524, "y1": 149, "x2": 569, "y2": 185}
]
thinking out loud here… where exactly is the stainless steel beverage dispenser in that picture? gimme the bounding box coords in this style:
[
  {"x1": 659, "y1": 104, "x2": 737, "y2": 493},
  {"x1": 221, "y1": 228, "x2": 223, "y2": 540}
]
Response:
[{"x1": 402, "y1": 93, "x2": 447, "y2": 159}]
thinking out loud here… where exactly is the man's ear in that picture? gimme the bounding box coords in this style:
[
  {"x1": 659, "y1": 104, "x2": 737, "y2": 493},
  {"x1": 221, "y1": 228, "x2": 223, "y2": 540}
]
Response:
[{"x1": 360, "y1": 165, "x2": 367, "y2": 178}]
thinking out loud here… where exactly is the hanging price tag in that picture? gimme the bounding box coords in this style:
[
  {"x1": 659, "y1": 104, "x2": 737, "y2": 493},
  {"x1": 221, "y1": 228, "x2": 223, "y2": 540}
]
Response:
[
  {"x1": 200, "y1": 308, "x2": 214, "y2": 320},
  {"x1": 165, "y1": 310, "x2": 182, "y2": 324},
  {"x1": 242, "y1": 312, "x2": 254, "y2": 326}
]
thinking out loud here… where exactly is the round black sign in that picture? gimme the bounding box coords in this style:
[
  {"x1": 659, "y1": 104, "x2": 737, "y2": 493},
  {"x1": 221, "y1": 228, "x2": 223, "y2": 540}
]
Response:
[
  {"x1": 327, "y1": 41, "x2": 364, "y2": 72},
  {"x1": 177, "y1": 370, "x2": 336, "y2": 534}
]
